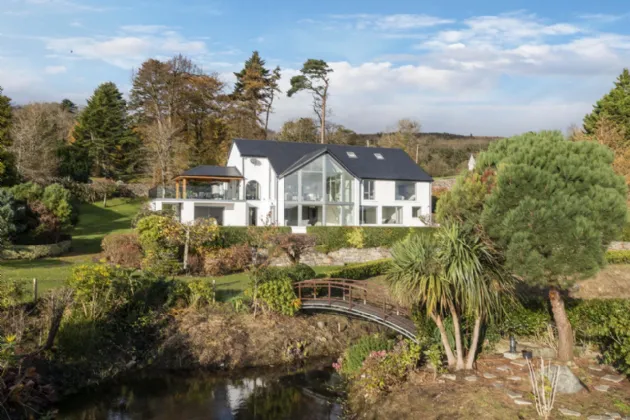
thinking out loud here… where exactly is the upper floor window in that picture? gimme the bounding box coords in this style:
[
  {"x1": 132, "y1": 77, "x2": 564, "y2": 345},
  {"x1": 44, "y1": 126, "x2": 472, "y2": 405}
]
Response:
[
  {"x1": 246, "y1": 180, "x2": 260, "y2": 200},
  {"x1": 363, "y1": 180, "x2": 375, "y2": 200},
  {"x1": 395, "y1": 181, "x2": 416, "y2": 201}
]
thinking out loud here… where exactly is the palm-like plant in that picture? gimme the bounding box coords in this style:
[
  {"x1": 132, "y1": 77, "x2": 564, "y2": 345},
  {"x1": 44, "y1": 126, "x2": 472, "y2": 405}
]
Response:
[{"x1": 388, "y1": 224, "x2": 513, "y2": 370}]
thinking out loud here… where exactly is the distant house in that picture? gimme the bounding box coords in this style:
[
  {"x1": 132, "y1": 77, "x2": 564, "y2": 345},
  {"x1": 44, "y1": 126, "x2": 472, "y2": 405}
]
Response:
[{"x1": 150, "y1": 138, "x2": 433, "y2": 231}]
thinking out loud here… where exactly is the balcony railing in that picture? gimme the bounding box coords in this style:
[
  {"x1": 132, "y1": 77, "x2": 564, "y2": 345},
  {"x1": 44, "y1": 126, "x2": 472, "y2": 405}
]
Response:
[{"x1": 149, "y1": 185, "x2": 240, "y2": 201}]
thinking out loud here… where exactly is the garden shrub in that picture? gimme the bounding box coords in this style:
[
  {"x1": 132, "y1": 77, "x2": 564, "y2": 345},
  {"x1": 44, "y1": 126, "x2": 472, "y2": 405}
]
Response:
[
  {"x1": 203, "y1": 244, "x2": 252, "y2": 276},
  {"x1": 136, "y1": 215, "x2": 182, "y2": 275},
  {"x1": 284, "y1": 263, "x2": 316, "y2": 282},
  {"x1": 307, "y1": 226, "x2": 435, "y2": 252},
  {"x1": 569, "y1": 299, "x2": 630, "y2": 375},
  {"x1": 186, "y1": 278, "x2": 216, "y2": 308},
  {"x1": 338, "y1": 334, "x2": 394, "y2": 376},
  {"x1": 256, "y1": 277, "x2": 300, "y2": 316},
  {"x1": 101, "y1": 233, "x2": 143, "y2": 268},
  {"x1": 327, "y1": 259, "x2": 393, "y2": 280},
  {"x1": 621, "y1": 221, "x2": 630, "y2": 242},
  {"x1": 10, "y1": 182, "x2": 43, "y2": 202},
  {"x1": 346, "y1": 340, "x2": 422, "y2": 403},
  {"x1": 0, "y1": 239, "x2": 72, "y2": 260},
  {"x1": 0, "y1": 278, "x2": 26, "y2": 309},
  {"x1": 606, "y1": 250, "x2": 630, "y2": 264}
]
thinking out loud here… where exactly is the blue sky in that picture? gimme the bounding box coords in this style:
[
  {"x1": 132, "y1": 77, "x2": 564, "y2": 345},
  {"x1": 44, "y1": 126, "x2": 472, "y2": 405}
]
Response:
[{"x1": 1, "y1": 0, "x2": 629, "y2": 136}]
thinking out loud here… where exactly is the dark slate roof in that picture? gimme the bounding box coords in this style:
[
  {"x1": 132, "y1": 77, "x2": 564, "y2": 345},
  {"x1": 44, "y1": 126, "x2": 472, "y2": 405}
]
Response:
[
  {"x1": 179, "y1": 165, "x2": 242, "y2": 178},
  {"x1": 232, "y1": 139, "x2": 433, "y2": 182}
]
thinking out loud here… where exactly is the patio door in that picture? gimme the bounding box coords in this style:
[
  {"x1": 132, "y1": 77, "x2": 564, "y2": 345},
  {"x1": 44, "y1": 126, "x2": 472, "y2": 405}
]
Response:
[{"x1": 249, "y1": 207, "x2": 258, "y2": 226}]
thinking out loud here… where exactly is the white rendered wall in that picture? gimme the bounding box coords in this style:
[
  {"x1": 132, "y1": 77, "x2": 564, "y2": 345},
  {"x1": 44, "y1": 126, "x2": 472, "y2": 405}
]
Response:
[{"x1": 359, "y1": 180, "x2": 432, "y2": 226}]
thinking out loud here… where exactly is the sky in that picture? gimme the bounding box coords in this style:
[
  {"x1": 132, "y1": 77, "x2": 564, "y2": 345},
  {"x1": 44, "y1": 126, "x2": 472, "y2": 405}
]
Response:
[{"x1": 0, "y1": 0, "x2": 629, "y2": 136}]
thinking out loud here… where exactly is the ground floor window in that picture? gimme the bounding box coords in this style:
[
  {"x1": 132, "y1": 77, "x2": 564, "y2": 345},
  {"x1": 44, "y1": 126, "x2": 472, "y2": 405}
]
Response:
[
  {"x1": 194, "y1": 206, "x2": 224, "y2": 225},
  {"x1": 412, "y1": 206, "x2": 423, "y2": 219},
  {"x1": 249, "y1": 206, "x2": 258, "y2": 226},
  {"x1": 285, "y1": 204, "x2": 353, "y2": 226},
  {"x1": 360, "y1": 206, "x2": 377, "y2": 225},
  {"x1": 382, "y1": 206, "x2": 402, "y2": 224}
]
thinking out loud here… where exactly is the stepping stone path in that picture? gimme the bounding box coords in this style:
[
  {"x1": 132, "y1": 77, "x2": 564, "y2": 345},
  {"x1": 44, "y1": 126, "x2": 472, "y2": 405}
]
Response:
[
  {"x1": 507, "y1": 376, "x2": 522, "y2": 382},
  {"x1": 441, "y1": 374, "x2": 457, "y2": 381},
  {"x1": 464, "y1": 376, "x2": 478, "y2": 382},
  {"x1": 594, "y1": 385, "x2": 610, "y2": 392},
  {"x1": 587, "y1": 416, "x2": 614, "y2": 420},
  {"x1": 503, "y1": 352, "x2": 520, "y2": 360},
  {"x1": 483, "y1": 372, "x2": 497, "y2": 379},
  {"x1": 497, "y1": 365, "x2": 511, "y2": 372},
  {"x1": 514, "y1": 399, "x2": 533, "y2": 406},
  {"x1": 559, "y1": 408, "x2": 582, "y2": 417},
  {"x1": 605, "y1": 413, "x2": 621, "y2": 419},
  {"x1": 492, "y1": 382, "x2": 504, "y2": 389},
  {"x1": 505, "y1": 390, "x2": 522, "y2": 399},
  {"x1": 511, "y1": 360, "x2": 527, "y2": 367},
  {"x1": 588, "y1": 366, "x2": 604, "y2": 372},
  {"x1": 601, "y1": 374, "x2": 624, "y2": 383}
]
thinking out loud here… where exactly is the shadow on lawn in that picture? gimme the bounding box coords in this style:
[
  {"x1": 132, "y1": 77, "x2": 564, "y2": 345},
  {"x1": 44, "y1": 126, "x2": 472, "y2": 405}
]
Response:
[{"x1": 0, "y1": 258, "x2": 73, "y2": 270}]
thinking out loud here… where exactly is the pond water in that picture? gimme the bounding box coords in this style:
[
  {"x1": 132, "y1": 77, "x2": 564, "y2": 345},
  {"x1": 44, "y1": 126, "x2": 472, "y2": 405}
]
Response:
[{"x1": 56, "y1": 366, "x2": 343, "y2": 420}]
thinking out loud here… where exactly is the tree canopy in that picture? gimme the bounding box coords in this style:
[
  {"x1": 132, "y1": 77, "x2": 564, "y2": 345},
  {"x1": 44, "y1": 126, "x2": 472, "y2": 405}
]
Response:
[
  {"x1": 584, "y1": 68, "x2": 630, "y2": 139},
  {"x1": 73, "y1": 82, "x2": 141, "y2": 179},
  {"x1": 0, "y1": 86, "x2": 11, "y2": 147},
  {"x1": 288, "y1": 59, "x2": 333, "y2": 144}
]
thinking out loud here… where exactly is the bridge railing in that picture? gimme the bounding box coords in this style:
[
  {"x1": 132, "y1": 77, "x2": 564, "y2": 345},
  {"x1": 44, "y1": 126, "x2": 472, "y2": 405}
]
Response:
[{"x1": 294, "y1": 278, "x2": 410, "y2": 320}]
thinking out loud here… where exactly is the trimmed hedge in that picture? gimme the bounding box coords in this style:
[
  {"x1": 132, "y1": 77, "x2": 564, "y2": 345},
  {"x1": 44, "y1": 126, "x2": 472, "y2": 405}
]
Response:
[
  {"x1": 219, "y1": 226, "x2": 291, "y2": 248},
  {"x1": 327, "y1": 259, "x2": 393, "y2": 280},
  {"x1": 1, "y1": 239, "x2": 72, "y2": 260},
  {"x1": 606, "y1": 249, "x2": 630, "y2": 264},
  {"x1": 307, "y1": 226, "x2": 435, "y2": 253}
]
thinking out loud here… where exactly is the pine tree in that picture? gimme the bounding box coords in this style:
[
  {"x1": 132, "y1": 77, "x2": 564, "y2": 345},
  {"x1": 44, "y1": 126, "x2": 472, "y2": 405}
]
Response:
[
  {"x1": 584, "y1": 68, "x2": 630, "y2": 139},
  {"x1": 73, "y1": 82, "x2": 141, "y2": 179},
  {"x1": 231, "y1": 51, "x2": 270, "y2": 138},
  {"x1": 474, "y1": 131, "x2": 627, "y2": 362},
  {"x1": 0, "y1": 86, "x2": 11, "y2": 147}
]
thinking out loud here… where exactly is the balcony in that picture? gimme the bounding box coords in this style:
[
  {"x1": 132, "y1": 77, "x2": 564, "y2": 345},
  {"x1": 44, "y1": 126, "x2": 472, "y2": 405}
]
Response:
[{"x1": 149, "y1": 182, "x2": 240, "y2": 201}]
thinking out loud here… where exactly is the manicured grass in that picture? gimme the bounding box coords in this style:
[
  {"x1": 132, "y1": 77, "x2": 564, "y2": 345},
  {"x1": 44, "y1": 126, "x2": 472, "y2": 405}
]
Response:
[{"x1": 1, "y1": 197, "x2": 145, "y2": 291}]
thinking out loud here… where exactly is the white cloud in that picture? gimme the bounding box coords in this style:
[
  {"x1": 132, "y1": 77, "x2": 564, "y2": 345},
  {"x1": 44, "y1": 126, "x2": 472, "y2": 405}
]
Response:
[
  {"x1": 578, "y1": 13, "x2": 628, "y2": 23},
  {"x1": 44, "y1": 65, "x2": 67, "y2": 74},
  {"x1": 329, "y1": 13, "x2": 454, "y2": 30},
  {"x1": 43, "y1": 29, "x2": 207, "y2": 68},
  {"x1": 121, "y1": 25, "x2": 171, "y2": 34}
]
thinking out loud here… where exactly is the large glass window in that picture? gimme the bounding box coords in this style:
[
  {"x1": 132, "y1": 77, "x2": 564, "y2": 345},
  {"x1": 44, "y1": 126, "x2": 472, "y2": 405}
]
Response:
[
  {"x1": 285, "y1": 173, "x2": 298, "y2": 202},
  {"x1": 396, "y1": 181, "x2": 416, "y2": 201},
  {"x1": 285, "y1": 205, "x2": 299, "y2": 226},
  {"x1": 246, "y1": 181, "x2": 260, "y2": 200},
  {"x1": 283, "y1": 154, "x2": 356, "y2": 226},
  {"x1": 363, "y1": 180, "x2": 374, "y2": 200},
  {"x1": 301, "y1": 205, "x2": 323, "y2": 226},
  {"x1": 382, "y1": 207, "x2": 402, "y2": 224},
  {"x1": 360, "y1": 206, "x2": 377, "y2": 224}
]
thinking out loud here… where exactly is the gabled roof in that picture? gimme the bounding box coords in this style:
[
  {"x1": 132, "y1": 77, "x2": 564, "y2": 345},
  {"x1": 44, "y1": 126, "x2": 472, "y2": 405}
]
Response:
[
  {"x1": 177, "y1": 165, "x2": 242, "y2": 179},
  {"x1": 232, "y1": 139, "x2": 433, "y2": 182}
]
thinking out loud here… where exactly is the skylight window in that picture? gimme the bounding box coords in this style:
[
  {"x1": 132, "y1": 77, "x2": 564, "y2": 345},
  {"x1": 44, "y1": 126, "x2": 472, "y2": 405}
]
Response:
[
  {"x1": 374, "y1": 153, "x2": 384, "y2": 160},
  {"x1": 346, "y1": 151, "x2": 357, "y2": 158}
]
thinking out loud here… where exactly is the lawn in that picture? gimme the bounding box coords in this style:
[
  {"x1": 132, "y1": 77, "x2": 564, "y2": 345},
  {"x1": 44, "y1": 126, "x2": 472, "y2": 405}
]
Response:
[
  {"x1": 1, "y1": 197, "x2": 145, "y2": 293},
  {"x1": 0, "y1": 197, "x2": 343, "y2": 299}
]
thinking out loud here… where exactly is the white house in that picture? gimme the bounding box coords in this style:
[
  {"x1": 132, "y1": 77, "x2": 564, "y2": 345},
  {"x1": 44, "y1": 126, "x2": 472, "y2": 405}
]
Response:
[{"x1": 150, "y1": 139, "x2": 433, "y2": 230}]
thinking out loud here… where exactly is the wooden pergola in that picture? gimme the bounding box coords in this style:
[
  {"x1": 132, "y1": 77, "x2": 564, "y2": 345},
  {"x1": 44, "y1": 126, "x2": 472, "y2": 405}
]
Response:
[{"x1": 173, "y1": 174, "x2": 243, "y2": 199}]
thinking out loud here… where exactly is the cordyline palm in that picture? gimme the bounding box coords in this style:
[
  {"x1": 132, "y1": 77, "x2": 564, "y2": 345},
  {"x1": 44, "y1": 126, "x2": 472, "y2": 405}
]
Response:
[{"x1": 387, "y1": 224, "x2": 513, "y2": 370}]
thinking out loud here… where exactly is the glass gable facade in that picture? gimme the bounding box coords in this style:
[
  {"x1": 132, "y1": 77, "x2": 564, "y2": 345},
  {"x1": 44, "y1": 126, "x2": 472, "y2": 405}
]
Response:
[{"x1": 283, "y1": 154, "x2": 355, "y2": 226}]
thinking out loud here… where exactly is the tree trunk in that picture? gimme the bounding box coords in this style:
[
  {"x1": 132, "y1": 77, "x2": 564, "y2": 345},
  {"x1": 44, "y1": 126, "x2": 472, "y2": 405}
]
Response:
[
  {"x1": 549, "y1": 287, "x2": 574, "y2": 362},
  {"x1": 183, "y1": 226, "x2": 190, "y2": 271},
  {"x1": 465, "y1": 316, "x2": 482, "y2": 370},
  {"x1": 321, "y1": 95, "x2": 326, "y2": 144},
  {"x1": 431, "y1": 313, "x2": 456, "y2": 368},
  {"x1": 449, "y1": 305, "x2": 465, "y2": 370},
  {"x1": 264, "y1": 103, "x2": 272, "y2": 140}
]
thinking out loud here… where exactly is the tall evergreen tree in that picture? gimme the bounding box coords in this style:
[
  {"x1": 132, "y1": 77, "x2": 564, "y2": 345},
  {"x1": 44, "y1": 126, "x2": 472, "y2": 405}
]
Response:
[
  {"x1": 584, "y1": 68, "x2": 630, "y2": 139},
  {"x1": 61, "y1": 98, "x2": 78, "y2": 114},
  {"x1": 0, "y1": 86, "x2": 11, "y2": 147},
  {"x1": 73, "y1": 82, "x2": 141, "y2": 179},
  {"x1": 231, "y1": 51, "x2": 269, "y2": 139},
  {"x1": 288, "y1": 59, "x2": 333, "y2": 144}
]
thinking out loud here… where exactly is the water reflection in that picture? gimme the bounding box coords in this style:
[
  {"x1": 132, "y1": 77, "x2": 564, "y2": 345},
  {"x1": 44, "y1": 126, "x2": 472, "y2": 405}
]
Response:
[{"x1": 57, "y1": 367, "x2": 342, "y2": 420}]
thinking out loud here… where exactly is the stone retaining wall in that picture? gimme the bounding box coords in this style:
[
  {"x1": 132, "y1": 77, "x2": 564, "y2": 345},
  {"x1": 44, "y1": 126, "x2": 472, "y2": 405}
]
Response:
[
  {"x1": 270, "y1": 247, "x2": 391, "y2": 267},
  {"x1": 608, "y1": 241, "x2": 630, "y2": 250}
]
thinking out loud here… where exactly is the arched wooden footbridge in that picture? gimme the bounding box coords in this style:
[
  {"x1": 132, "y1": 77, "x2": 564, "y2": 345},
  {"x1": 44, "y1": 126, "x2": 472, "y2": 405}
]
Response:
[{"x1": 294, "y1": 279, "x2": 418, "y2": 341}]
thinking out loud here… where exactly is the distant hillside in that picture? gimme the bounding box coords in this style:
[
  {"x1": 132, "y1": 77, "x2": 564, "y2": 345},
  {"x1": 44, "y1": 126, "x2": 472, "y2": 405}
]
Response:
[{"x1": 356, "y1": 132, "x2": 503, "y2": 178}]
